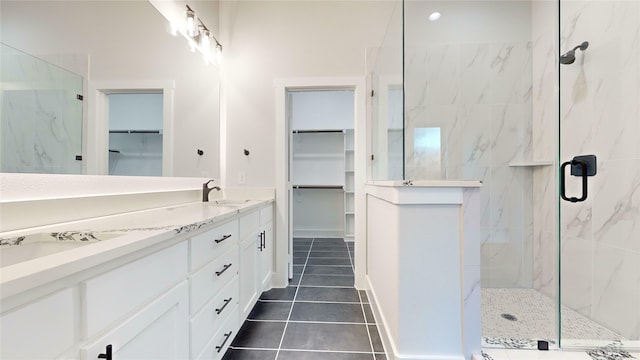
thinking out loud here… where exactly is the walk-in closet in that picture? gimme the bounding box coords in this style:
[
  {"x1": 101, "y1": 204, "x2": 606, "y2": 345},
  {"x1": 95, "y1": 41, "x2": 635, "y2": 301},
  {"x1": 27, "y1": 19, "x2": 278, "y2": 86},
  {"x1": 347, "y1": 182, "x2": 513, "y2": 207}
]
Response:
[
  {"x1": 288, "y1": 90, "x2": 355, "y2": 241},
  {"x1": 108, "y1": 93, "x2": 163, "y2": 176}
]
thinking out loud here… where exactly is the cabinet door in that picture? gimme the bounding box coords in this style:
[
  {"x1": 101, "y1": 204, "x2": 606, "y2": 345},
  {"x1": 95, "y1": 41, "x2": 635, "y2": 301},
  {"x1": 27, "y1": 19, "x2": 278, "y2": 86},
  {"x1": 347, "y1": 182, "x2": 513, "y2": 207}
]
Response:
[
  {"x1": 80, "y1": 281, "x2": 189, "y2": 360},
  {"x1": 258, "y1": 221, "x2": 273, "y2": 292},
  {"x1": 238, "y1": 231, "x2": 259, "y2": 321},
  {"x1": 1, "y1": 288, "x2": 76, "y2": 359},
  {"x1": 84, "y1": 241, "x2": 188, "y2": 338}
]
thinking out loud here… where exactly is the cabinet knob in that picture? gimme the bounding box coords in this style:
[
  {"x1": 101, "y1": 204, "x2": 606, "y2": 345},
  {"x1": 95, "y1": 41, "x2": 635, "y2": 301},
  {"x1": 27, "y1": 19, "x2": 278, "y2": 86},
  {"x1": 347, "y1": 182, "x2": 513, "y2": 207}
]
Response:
[{"x1": 97, "y1": 344, "x2": 112, "y2": 360}]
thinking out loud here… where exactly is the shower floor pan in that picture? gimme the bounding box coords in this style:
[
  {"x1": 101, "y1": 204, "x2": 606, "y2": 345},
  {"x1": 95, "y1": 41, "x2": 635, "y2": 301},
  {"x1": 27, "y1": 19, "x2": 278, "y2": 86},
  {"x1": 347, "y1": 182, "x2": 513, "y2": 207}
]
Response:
[{"x1": 482, "y1": 288, "x2": 629, "y2": 349}]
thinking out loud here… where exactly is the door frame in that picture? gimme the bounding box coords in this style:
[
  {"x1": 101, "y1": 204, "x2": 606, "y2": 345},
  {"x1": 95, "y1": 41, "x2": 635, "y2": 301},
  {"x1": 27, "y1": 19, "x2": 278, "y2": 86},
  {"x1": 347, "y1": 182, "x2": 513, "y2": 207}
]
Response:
[
  {"x1": 274, "y1": 77, "x2": 367, "y2": 289},
  {"x1": 85, "y1": 80, "x2": 175, "y2": 176}
]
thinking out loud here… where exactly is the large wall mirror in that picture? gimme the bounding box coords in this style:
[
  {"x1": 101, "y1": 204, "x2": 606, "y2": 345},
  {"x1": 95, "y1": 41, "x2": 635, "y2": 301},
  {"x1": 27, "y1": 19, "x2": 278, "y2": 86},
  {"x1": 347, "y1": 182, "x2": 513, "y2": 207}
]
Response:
[{"x1": 0, "y1": 0, "x2": 221, "y2": 178}]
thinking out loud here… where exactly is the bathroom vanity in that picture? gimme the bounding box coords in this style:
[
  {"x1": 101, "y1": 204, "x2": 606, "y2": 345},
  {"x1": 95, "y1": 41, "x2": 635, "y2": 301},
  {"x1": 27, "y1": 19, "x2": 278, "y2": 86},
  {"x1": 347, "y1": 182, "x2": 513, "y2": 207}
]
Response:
[{"x1": 0, "y1": 198, "x2": 274, "y2": 360}]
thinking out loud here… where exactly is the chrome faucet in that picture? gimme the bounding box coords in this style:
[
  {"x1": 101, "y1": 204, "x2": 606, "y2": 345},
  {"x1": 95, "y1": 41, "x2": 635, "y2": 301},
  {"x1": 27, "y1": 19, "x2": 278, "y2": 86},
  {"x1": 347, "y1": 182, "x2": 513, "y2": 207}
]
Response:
[{"x1": 202, "y1": 180, "x2": 221, "y2": 202}]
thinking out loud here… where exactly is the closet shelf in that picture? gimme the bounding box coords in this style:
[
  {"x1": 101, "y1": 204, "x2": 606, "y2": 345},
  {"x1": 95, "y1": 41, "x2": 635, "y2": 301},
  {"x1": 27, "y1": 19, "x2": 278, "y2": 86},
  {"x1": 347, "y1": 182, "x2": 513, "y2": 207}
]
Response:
[
  {"x1": 109, "y1": 130, "x2": 162, "y2": 134},
  {"x1": 293, "y1": 153, "x2": 343, "y2": 159},
  {"x1": 293, "y1": 185, "x2": 344, "y2": 190},
  {"x1": 292, "y1": 129, "x2": 345, "y2": 134}
]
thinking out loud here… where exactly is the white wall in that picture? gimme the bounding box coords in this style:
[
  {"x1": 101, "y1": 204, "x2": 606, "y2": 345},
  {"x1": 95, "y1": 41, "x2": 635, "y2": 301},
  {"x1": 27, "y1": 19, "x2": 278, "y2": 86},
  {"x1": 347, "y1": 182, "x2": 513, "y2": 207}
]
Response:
[
  {"x1": 219, "y1": 0, "x2": 396, "y2": 187},
  {"x1": 0, "y1": 0, "x2": 221, "y2": 178}
]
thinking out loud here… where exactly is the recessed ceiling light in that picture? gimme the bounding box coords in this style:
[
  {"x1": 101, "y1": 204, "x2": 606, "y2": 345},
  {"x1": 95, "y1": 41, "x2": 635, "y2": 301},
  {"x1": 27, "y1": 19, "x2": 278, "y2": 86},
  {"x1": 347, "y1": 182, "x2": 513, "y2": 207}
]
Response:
[{"x1": 429, "y1": 12, "x2": 441, "y2": 21}]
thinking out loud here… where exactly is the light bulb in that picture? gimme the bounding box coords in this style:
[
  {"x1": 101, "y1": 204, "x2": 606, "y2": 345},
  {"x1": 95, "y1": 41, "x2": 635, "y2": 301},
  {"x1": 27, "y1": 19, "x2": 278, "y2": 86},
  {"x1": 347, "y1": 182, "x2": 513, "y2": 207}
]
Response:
[
  {"x1": 428, "y1": 12, "x2": 441, "y2": 21},
  {"x1": 201, "y1": 30, "x2": 211, "y2": 51},
  {"x1": 215, "y1": 44, "x2": 222, "y2": 64},
  {"x1": 186, "y1": 10, "x2": 197, "y2": 37}
]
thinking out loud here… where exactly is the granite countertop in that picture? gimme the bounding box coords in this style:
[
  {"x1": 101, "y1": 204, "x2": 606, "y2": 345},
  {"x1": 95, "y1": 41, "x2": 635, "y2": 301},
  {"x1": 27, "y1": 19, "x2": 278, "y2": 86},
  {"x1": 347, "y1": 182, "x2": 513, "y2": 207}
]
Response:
[{"x1": 0, "y1": 198, "x2": 272, "y2": 300}]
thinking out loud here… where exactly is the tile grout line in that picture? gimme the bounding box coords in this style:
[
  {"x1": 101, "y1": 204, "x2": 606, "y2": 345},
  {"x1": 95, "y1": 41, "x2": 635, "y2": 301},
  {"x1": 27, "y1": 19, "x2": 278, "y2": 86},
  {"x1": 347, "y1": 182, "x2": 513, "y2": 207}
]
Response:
[{"x1": 274, "y1": 237, "x2": 314, "y2": 360}]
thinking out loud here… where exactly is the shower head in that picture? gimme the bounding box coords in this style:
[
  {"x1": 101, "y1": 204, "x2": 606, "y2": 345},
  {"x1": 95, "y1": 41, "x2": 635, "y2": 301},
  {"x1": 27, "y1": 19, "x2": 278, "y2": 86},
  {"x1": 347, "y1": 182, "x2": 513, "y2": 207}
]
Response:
[{"x1": 560, "y1": 41, "x2": 589, "y2": 65}]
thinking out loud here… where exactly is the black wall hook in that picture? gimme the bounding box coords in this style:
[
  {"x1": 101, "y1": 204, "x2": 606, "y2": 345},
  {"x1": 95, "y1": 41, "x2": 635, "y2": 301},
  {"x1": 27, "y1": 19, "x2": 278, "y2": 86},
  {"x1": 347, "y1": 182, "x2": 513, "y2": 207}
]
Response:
[
  {"x1": 197, "y1": 149, "x2": 204, "y2": 156},
  {"x1": 243, "y1": 149, "x2": 250, "y2": 156}
]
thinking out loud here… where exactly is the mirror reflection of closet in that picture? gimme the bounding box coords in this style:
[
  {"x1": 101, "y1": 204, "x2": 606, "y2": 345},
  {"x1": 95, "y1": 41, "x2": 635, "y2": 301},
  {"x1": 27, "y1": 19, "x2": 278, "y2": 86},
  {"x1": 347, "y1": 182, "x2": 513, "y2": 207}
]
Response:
[{"x1": 108, "y1": 93, "x2": 163, "y2": 176}]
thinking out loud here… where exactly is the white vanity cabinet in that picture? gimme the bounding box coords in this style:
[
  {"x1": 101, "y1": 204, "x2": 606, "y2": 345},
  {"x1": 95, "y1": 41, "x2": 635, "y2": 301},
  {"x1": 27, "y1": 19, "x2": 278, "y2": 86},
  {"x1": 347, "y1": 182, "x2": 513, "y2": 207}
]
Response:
[
  {"x1": 238, "y1": 203, "x2": 274, "y2": 321},
  {"x1": 188, "y1": 218, "x2": 240, "y2": 359},
  {"x1": 0, "y1": 200, "x2": 275, "y2": 360}
]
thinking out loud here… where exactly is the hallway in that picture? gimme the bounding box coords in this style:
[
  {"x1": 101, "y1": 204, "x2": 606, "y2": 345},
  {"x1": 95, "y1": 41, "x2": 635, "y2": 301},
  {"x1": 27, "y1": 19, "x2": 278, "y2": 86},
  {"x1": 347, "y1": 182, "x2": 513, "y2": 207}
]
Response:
[{"x1": 223, "y1": 238, "x2": 386, "y2": 360}]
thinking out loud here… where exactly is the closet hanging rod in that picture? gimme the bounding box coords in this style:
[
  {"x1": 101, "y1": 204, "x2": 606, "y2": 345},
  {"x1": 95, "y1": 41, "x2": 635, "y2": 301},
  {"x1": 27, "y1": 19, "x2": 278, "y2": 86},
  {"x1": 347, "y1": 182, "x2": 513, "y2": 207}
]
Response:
[
  {"x1": 293, "y1": 185, "x2": 344, "y2": 190},
  {"x1": 292, "y1": 130, "x2": 345, "y2": 134},
  {"x1": 109, "y1": 130, "x2": 161, "y2": 134}
]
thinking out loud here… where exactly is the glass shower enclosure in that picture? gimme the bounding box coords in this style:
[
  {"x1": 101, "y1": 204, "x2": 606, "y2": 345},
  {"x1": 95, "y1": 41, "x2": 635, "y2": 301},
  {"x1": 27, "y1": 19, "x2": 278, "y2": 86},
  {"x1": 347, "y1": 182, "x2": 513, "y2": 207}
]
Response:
[
  {"x1": 369, "y1": 0, "x2": 640, "y2": 351},
  {"x1": 0, "y1": 43, "x2": 83, "y2": 174}
]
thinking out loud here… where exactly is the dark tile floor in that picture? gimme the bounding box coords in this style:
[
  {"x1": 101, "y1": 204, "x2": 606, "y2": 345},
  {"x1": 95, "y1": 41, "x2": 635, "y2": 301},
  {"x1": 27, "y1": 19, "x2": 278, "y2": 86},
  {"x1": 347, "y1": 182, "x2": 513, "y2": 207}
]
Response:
[{"x1": 223, "y1": 238, "x2": 387, "y2": 360}]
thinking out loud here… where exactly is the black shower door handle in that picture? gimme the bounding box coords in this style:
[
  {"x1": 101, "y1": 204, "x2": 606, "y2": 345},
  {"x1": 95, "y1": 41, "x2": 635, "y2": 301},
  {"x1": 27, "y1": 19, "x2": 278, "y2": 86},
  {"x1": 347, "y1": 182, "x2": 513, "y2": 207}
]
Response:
[{"x1": 560, "y1": 159, "x2": 588, "y2": 202}]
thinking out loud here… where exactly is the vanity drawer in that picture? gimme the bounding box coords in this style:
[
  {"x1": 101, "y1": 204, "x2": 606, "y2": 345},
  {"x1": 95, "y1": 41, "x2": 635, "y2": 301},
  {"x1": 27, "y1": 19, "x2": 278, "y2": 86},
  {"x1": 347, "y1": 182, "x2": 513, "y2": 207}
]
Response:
[
  {"x1": 190, "y1": 276, "x2": 239, "y2": 357},
  {"x1": 84, "y1": 241, "x2": 188, "y2": 338},
  {"x1": 195, "y1": 304, "x2": 239, "y2": 360},
  {"x1": 190, "y1": 247, "x2": 238, "y2": 314},
  {"x1": 190, "y1": 219, "x2": 238, "y2": 271}
]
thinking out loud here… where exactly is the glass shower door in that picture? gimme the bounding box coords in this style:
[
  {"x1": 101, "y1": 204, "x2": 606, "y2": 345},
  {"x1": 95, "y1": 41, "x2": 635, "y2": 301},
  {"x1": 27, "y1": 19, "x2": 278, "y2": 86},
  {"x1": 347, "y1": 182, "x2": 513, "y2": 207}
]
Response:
[{"x1": 559, "y1": 0, "x2": 640, "y2": 349}]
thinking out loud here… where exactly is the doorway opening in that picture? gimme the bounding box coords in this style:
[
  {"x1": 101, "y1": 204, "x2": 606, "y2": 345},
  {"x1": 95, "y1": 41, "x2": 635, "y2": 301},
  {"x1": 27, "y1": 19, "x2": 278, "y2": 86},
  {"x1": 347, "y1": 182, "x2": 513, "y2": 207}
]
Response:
[
  {"x1": 86, "y1": 80, "x2": 174, "y2": 176},
  {"x1": 108, "y1": 93, "x2": 163, "y2": 176}
]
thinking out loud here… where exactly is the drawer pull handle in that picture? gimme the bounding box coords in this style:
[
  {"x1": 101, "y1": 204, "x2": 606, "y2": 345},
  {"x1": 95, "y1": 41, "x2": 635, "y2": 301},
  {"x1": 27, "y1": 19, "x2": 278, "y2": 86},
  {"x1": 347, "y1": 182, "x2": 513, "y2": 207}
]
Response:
[
  {"x1": 215, "y1": 297, "x2": 233, "y2": 314},
  {"x1": 215, "y1": 331, "x2": 233, "y2": 353},
  {"x1": 97, "y1": 344, "x2": 112, "y2": 360},
  {"x1": 215, "y1": 263, "x2": 232, "y2": 276},
  {"x1": 215, "y1": 234, "x2": 232, "y2": 244}
]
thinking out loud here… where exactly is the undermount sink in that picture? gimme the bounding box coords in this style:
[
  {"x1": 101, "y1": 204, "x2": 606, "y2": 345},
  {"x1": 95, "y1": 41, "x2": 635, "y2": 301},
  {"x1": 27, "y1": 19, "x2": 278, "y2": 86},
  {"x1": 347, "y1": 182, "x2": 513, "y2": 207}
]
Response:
[{"x1": 0, "y1": 231, "x2": 123, "y2": 268}]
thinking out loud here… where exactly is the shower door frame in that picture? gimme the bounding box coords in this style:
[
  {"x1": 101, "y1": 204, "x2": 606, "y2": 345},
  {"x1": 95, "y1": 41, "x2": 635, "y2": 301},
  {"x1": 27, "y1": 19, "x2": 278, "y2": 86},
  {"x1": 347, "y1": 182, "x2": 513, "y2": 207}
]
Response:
[{"x1": 557, "y1": 0, "x2": 640, "y2": 351}]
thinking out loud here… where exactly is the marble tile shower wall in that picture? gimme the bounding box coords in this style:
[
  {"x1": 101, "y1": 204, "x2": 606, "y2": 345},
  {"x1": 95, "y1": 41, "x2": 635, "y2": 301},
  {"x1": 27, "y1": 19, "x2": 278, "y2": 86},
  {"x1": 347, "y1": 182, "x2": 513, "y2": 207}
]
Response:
[
  {"x1": 404, "y1": 41, "x2": 535, "y2": 289},
  {"x1": 555, "y1": 1, "x2": 640, "y2": 341},
  {"x1": 0, "y1": 49, "x2": 82, "y2": 174},
  {"x1": 530, "y1": 0, "x2": 559, "y2": 307}
]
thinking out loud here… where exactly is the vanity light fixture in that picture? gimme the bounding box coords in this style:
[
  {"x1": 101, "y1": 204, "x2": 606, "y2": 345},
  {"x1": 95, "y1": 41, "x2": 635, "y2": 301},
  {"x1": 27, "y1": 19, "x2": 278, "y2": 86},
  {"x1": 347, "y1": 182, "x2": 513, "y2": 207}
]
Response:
[{"x1": 178, "y1": 5, "x2": 223, "y2": 65}]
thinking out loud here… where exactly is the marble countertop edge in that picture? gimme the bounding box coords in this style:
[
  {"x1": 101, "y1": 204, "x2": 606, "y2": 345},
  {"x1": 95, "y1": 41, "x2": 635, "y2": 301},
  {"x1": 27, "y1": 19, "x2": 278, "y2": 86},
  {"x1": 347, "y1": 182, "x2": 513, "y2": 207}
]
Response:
[{"x1": 0, "y1": 198, "x2": 273, "y2": 300}]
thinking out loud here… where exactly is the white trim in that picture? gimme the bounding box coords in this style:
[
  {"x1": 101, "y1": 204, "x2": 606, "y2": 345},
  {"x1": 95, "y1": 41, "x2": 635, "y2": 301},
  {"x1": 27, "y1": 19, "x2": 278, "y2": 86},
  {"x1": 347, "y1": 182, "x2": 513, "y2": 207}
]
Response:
[
  {"x1": 274, "y1": 77, "x2": 367, "y2": 289},
  {"x1": 86, "y1": 80, "x2": 175, "y2": 176}
]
